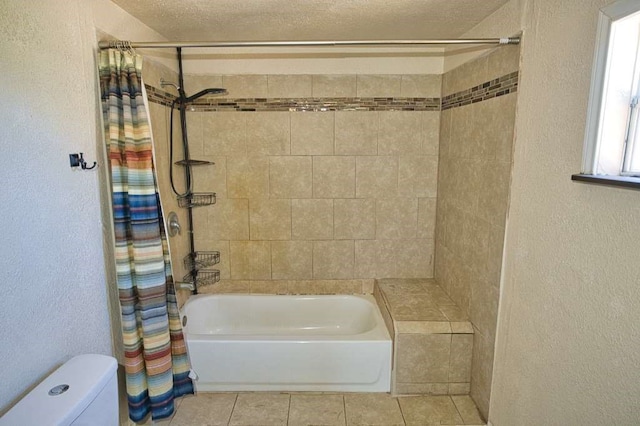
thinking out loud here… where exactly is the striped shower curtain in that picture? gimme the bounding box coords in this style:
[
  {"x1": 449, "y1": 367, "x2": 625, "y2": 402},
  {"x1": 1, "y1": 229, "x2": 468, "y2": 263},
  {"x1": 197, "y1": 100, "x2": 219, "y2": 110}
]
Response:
[{"x1": 99, "y1": 49, "x2": 194, "y2": 422}]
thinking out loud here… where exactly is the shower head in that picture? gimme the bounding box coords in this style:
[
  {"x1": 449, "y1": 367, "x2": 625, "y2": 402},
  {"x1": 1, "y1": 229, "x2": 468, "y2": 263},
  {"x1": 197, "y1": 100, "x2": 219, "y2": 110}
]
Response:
[{"x1": 184, "y1": 87, "x2": 228, "y2": 103}]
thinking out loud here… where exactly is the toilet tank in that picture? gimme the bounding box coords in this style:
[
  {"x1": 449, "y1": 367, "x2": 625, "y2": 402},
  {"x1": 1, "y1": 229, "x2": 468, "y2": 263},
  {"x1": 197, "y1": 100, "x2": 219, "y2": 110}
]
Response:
[{"x1": 0, "y1": 354, "x2": 118, "y2": 426}]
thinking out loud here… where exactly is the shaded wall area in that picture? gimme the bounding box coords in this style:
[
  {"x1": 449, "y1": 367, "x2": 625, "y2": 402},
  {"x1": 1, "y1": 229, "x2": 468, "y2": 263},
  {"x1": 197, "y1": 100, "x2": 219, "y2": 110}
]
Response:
[{"x1": 434, "y1": 45, "x2": 520, "y2": 417}]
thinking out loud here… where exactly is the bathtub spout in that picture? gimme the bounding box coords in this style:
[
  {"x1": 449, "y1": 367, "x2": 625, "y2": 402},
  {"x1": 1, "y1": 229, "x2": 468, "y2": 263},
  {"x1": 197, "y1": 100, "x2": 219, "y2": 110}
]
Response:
[{"x1": 176, "y1": 282, "x2": 195, "y2": 291}]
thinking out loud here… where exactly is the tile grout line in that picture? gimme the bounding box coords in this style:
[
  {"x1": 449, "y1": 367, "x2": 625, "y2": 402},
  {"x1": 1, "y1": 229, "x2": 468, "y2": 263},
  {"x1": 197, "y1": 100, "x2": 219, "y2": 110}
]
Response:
[
  {"x1": 342, "y1": 394, "x2": 347, "y2": 426},
  {"x1": 227, "y1": 393, "x2": 239, "y2": 426},
  {"x1": 395, "y1": 396, "x2": 408, "y2": 426}
]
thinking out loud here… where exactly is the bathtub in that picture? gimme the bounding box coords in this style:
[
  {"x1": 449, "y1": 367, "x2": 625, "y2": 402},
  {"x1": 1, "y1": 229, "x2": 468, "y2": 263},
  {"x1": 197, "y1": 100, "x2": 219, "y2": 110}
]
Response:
[{"x1": 182, "y1": 294, "x2": 392, "y2": 392}]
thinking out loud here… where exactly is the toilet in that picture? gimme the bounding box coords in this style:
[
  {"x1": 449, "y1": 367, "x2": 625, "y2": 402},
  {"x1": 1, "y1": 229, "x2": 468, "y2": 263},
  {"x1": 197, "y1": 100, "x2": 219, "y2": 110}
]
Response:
[{"x1": 0, "y1": 354, "x2": 118, "y2": 426}]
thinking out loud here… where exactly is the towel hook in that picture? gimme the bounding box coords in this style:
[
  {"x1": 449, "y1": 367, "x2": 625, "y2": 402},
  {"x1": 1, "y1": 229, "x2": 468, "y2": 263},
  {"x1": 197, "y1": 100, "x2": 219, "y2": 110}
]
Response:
[{"x1": 69, "y1": 153, "x2": 97, "y2": 170}]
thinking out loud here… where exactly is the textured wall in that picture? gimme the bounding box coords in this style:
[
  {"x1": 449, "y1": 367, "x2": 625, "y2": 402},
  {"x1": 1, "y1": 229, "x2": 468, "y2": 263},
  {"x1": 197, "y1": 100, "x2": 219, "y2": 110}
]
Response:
[
  {"x1": 0, "y1": 0, "x2": 112, "y2": 413},
  {"x1": 435, "y1": 46, "x2": 519, "y2": 418},
  {"x1": 463, "y1": 1, "x2": 640, "y2": 424}
]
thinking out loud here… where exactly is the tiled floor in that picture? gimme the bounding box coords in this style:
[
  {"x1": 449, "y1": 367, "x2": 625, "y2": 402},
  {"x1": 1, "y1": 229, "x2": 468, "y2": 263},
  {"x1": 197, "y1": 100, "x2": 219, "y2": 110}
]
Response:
[{"x1": 155, "y1": 392, "x2": 485, "y2": 426}]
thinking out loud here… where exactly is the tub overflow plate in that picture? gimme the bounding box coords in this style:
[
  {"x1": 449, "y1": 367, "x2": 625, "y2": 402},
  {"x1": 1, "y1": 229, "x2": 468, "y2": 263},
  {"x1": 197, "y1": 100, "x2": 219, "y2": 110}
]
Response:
[{"x1": 48, "y1": 384, "x2": 69, "y2": 396}]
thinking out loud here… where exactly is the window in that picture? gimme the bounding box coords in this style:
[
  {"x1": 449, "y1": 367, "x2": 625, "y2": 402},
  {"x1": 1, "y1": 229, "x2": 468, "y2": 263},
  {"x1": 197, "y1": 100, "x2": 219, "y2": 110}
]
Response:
[{"x1": 580, "y1": 0, "x2": 640, "y2": 184}]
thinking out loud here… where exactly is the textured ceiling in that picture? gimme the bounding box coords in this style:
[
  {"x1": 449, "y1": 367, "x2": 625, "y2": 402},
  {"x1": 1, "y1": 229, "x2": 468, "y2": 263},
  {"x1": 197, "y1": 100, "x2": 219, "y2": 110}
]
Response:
[{"x1": 111, "y1": 0, "x2": 511, "y2": 42}]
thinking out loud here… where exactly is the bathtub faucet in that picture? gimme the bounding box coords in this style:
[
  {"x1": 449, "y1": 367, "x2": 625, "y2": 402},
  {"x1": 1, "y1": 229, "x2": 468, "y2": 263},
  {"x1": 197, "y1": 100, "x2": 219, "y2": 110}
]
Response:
[{"x1": 176, "y1": 282, "x2": 195, "y2": 291}]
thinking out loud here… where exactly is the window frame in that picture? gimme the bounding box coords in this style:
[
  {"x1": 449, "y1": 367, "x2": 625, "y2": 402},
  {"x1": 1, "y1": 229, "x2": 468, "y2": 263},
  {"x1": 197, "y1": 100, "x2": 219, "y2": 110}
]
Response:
[{"x1": 582, "y1": 0, "x2": 640, "y2": 176}]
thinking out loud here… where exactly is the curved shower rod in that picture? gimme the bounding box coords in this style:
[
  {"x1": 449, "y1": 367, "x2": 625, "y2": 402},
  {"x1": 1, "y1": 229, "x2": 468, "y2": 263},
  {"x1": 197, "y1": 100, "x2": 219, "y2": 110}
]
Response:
[{"x1": 98, "y1": 38, "x2": 520, "y2": 50}]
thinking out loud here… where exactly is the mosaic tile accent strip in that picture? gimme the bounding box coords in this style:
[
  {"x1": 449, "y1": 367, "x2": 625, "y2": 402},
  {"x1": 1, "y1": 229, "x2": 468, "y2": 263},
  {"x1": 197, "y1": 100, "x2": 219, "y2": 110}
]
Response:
[
  {"x1": 441, "y1": 71, "x2": 519, "y2": 111},
  {"x1": 146, "y1": 71, "x2": 518, "y2": 112},
  {"x1": 145, "y1": 85, "x2": 176, "y2": 107},
  {"x1": 145, "y1": 84, "x2": 439, "y2": 111}
]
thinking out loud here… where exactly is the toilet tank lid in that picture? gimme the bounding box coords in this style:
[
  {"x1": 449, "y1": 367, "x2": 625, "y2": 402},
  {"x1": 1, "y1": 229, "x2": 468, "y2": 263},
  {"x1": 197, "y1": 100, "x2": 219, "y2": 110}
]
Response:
[{"x1": 0, "y1": 354, "x2": 117, "y2": 426}]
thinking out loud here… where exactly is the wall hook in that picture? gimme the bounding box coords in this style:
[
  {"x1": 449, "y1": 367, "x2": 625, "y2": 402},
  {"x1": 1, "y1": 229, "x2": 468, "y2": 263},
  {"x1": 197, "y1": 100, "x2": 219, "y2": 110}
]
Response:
[{"x1": 69, "y1": 153, "x2": 97, "y2": 170}]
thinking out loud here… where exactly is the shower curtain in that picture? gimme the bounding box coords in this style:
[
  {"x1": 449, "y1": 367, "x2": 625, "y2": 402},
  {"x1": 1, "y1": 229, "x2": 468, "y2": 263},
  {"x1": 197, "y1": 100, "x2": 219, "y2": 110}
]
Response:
[{"x1": 99, "y1": 49, "x2": 194, "y2": 422}]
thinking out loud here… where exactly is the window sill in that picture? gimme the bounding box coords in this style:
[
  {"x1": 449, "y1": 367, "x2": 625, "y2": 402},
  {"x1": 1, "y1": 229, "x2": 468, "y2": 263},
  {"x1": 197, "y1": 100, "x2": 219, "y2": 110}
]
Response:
[{"x1": 571, "y1": 173, "x2": 640, "y2": 190}]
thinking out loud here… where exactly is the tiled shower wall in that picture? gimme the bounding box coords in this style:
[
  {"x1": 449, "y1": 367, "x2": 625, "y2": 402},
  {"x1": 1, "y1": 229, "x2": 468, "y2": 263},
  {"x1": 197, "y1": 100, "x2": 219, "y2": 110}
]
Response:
[
  {"x1": 162, "y1": 74, "x2": 443, "y2": 286},
  {"x1": 434, "y1": 45, "x2": 520, "y2": 418}
]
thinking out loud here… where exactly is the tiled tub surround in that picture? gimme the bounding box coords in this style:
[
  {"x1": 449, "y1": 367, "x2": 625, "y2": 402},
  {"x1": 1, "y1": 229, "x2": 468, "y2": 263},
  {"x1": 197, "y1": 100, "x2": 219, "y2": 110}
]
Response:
[
  {"x1": 144, "y1": 72, "x2": 443, "y2": 294},
  {"x1": 435, "y1": 45, "x2": 520, "y2": 418},
  {"x1": 374, "y1": 279, "x2": 475, "y2": 400}
]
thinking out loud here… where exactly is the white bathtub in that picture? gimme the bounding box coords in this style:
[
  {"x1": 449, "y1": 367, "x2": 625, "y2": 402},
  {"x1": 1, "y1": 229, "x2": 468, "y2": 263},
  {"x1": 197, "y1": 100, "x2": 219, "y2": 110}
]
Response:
[{"x1": 182, "y1": 294, "x2": 392, "y2": 392}]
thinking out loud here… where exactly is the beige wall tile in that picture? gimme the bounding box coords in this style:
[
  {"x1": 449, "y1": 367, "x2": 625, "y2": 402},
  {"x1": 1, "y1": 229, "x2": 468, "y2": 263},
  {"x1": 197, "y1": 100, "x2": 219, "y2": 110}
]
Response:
[
  {"x1": 417, "y1": 198, "x2": 437, "y2": 240},
  {"x1": 344, "y1": 394, "x2": 404, "y2": 426},
  {"x1": 438, "y1": 109, "x2": 452, "y2": 159},
  {"x1": 378, "y1": 111, "x2": 422, "y2": 155},
  {"x1": 470, "y1": 328, "x2": 494, "y2": 419},
  {"x1": 449, "y1": 334, "x2": 473, "y2": 383},
  {"x1": 222, "y1": 75, "x2": 268, "y2": 98},
  {"x1": 291, "y1": 112, "x2": 334, "y2": 155},
  {"x1": 183, "y1": 74, "x2": 224, "y2": 95},
  {"x1": 470, "y1": 278, "x2": 499, "y2": 341},
  {"x1": 398, "y1": 155, "x2": 439, "y2": 198},
  {"x1": 271, "y1": 241, "x2": 312, "y2": 280},
  {"x1": 203, "y1": 112, "x2": 247, "y2": 156},
  {"x1": 192, "y1": 155, "x2": 226, "y2": 197},
  {"x1": 267, "y1": 74, "x2": 312, "y2": 97},
  {"x1": 394, "y1": 382, "x2": 449, "y2": 395},
  {"x1": 487, "y1": 44, "x2": 520, "y2": 78},
  {"x1": 355, "y1": 240, "x2": 396, "y2": 278},
  {"x1": 149, "y1": 102, "x2": 168, "y2": 157},
  {"x1": 229, "y1": 241, "x2": 271, "y2": 280},
  {"x1": 185, "y1": 112, "x2": 204, "y2": 157},
  {"x1": 493, "y1": 93, "x2": 518, "y2": 162},
  {"x1": 143, "y1": 59, "x2": 178, "y2": 94},
  {"x1": 312, "y1": 156, "x2": 355, "y2": 198},
  {"x1": 376, "y1": 198, "x2": 418, "y2": 240},
  {"x1": 269, "y1": 156, "x2": 312, "y2": 198},
  {"x1": 448, "y1": 382, "x2": 471, "y2": 395},
  {"x1": 249, "y1": 199, "x2": 291, "y2": 240},
  {"x1": 249, "y1": 280, "x2": 288, "y2": 294},
  {"x1": 357, "y1": 75, "x2": 402, "y2": 97},
  {"x1": 334, "y1": 199, "x2": 375, "y2": 240},
  {"x1": 356, "y1": 156, "x2": 398, "y2": 198},
  {"x1": 335, "y1": 111, "x2": 378, "y2": 155},
  {"x1": 226, "y1": 156, "x2": 269, "y2": 199},
  {"x1": 422, "y1": 111, "x2": 440, "y2": 156},
  {"x1": 477, "y1": 161, "x2": 511, "y2": 228},
  {"x1": 246, "y1": 111, "x2": 290, "y2": 156},
  {"x1": 447, "y1": 55, "x2": 489, "y2": 95},
  {"x1": 199, "y1": 280, "x2": 250, "y2": 294},
  {"x1": 400, "y1": 74, "x2": 442, "y2": 98},
  {"x1": 395, "y1": 321, "x2": 451, "y2": 334},
  {"x1": 312, "y1": 75, "x2": 357, "y2": 97},
  {"x1": 396, "y1": 333, "x2": 451, "y2": 382},
  {"x1": 291, "y1": 199, "x2": 333, "y2": 240},
  {"x1": 394, "y1": 239, "x2": 434, "y2": 279},
  {"x1": 485, "y1": 223, "x2": 506, "y2": 285},
  {"x1": 205, "y1": 198, "x2": 249, "y2": 240},
  {"x1": 313, "y1": 240, "x2": 355, "y2": 279}
]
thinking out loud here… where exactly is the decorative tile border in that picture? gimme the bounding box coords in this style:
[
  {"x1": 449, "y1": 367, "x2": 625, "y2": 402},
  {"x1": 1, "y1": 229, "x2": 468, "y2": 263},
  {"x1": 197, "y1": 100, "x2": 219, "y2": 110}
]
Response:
[
  {"x1": 145, "y1": 70, "x2": 518, "y2": 112},
  {"x1": 441, "y1": 71, "x2": 519, "y2": 111},
  {"x1": 145, "y1": 85, "x2": 439, "y2": 111},
  {"x1": 145, "y1": 85, "x2": 176, "y2": 107}
]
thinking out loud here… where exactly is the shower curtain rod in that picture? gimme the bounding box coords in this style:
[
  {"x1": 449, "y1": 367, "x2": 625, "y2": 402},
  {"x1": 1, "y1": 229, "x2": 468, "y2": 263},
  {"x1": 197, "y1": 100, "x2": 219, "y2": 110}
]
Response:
[{"x1": 98, "y1": 38, "x2": 520, "y2": 49}]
